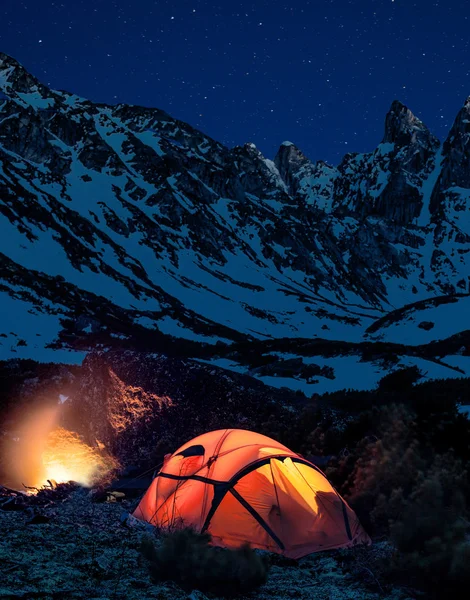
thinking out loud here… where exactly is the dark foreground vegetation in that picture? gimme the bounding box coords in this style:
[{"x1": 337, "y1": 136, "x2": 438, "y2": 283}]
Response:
[
  {"x1": 115, "y1": 366, "x2": 470, "y2": 599},
  {"x1": 261, "y1": 367, "x2": 470, "y2": 597},
  {"x1": 0, "y1": 488, "x2": 399, "y2": 600},
  {"x1": 1, "y1": 356, "x2": 469, "y2": 598},
  {"x1": 141, "y1": 528, "x2": 270, "y2": 597}
]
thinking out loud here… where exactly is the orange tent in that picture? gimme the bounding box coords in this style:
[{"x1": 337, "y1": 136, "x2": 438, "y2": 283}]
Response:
[{"x1": 133, "y1": 429, "x2": 370, "y2": 558}]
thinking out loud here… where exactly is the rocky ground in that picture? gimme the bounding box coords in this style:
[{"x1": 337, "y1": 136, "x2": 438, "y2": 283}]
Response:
[{"x1": 0, "y1": 487, "x2": 415, "y2": 600}]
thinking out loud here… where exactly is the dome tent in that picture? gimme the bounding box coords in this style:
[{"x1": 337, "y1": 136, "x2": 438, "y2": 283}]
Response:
[{"x1": 133, "y1": 429, "x2": 370, "y2": 559}]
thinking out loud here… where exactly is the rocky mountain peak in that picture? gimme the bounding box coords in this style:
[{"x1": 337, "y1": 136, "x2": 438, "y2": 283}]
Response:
[
  {"x1": 231, "y1": 142, "x2": 289, "y2": 198},
  {"x1": 430, "y1": 95, "x2": 470, "y2": 216},
  {"x1": 273, "y1": 141, "x2": 315, "y2": 194},
  {"x1": 1, "y1": 53, "x2": 470, "y2": 366},
  {"x1": 445, "y1": 96, "x2": 470, "y2": 143},
  {"x1": 0, "y1": 52, "x2": 22, "y2": 81},
  {"x1": 382, "y1": 100, "x2": 438, "y2": 149},
  {"x1": 276, "y1": 140, "x2": 304, "y2": 158},
  {"x1": 0, "y1": 52, "x2": 53, "y2": 108}
]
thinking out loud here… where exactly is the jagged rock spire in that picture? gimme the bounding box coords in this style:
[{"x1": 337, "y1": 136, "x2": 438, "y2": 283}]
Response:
[
  {"x1": 444, "y1": 95, "x2": 470, "y2": 148},
  {"x1": 274, "y1": 142, "x2": 314, "y2": 194},
  {"x1": 273, "y1": 142, "x2": 337, "y2": 209},
  {"x1": 0, "y1": 53, "x2": 45, "y2": 94},
  {"x1": 382, "y1": 100, "x2": 438, "y2": 149},
  {"x1": 430, "y1": 95, "x2": 470, "y2": 214},
  {"x1": 0, "y1": 52, "x2": 55, "y2": 111}
]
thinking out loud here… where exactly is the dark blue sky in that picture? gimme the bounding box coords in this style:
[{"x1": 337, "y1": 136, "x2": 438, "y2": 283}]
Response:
[{"x1": 2, "y1": 0, "x2": 469, "y2": 164}]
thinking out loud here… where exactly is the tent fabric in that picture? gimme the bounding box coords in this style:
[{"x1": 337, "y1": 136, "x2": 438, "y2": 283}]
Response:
[{"x1": 132, "y1": 429, "x2": 371, "y2": 558}]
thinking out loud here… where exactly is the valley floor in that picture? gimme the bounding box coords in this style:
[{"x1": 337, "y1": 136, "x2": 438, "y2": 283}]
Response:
[{"x1": 0, "y1": 489, "x2": 413, "y2": 600}]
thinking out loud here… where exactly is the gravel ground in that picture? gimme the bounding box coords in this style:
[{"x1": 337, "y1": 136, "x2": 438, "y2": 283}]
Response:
[{"x1": 0, "y1": 489, "x2": 414, "y2": 600}]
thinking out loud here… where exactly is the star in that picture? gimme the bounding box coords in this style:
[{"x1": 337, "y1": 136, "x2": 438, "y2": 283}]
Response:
[{"x1": 2, "y1": 0, "x2": 466, "y2": 164}]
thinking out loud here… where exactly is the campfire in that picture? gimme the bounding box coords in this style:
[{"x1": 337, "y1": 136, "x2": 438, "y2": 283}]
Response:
[
  {"x1": 39, "y1": 427, "x2": 119, "y2": 489},
  {"x1": 1, "y1": 404, "x2": 119, "y2": 493}
]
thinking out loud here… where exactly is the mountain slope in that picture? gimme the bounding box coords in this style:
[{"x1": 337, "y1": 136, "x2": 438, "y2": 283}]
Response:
[{"x1": 1, "y1": 52, "x2": 469, "y2": 392}]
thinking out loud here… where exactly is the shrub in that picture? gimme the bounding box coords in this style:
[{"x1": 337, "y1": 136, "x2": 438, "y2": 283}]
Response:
[
  {"x1": 335, "y1": 404, "x2": 425, "y2": 533},
  {"x1": 387, "y1": 454, "x2": 470, "y2": 594},
  {"x1": 140, "y1": 528, "x2": 270, "y2": 596},
  {"x1": 378, "y1": 365, "x2": 422, "y2": 393},
  {"x1": 324, "y1": 402, "x2": 470, "y2": 596}
]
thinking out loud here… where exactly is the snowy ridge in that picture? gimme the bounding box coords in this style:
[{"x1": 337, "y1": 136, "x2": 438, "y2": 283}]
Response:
[{"x1": 0, "y1": 52, "x2": 470, "y2": 394}]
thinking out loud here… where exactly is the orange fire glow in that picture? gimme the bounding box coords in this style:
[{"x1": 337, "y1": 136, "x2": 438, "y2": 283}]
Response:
[
  {"x1": 3, "y1": 404, "x2": 119, "y2": 490},
  {"x1": 40, "y1": 427, "x2": 119, "y2": 488}
]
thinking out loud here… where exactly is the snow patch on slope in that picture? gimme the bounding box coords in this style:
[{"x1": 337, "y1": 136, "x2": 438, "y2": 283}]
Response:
[
  {"x1": 369, "y1": 295, "x2": 470, "y2": 345},
  {"x1": 196, "y1": 351, "x2": 470, "y2": 396},
  {"x1": 0, "y1": 288, "x2": 85, "y2": 364}
]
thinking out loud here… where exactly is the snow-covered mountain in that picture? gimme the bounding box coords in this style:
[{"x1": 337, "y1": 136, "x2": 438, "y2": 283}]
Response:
[{"x1": 1, "y1": 52, "x2": 469, "y2": 393}]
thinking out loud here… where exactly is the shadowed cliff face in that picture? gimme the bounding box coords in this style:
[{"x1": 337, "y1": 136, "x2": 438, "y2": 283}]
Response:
[
  {"x1": 433, "y1": 97, "x2": 470, "y2": 196},
  {"x1": 0, "y1": 350, "x2": 304, "y2": 480},
  {"x1": 55, "y1": 351, "x2": 302, "y2": 469},
  {"x1": 0, "y1": 52, "x2": 470, "y2": 367}
]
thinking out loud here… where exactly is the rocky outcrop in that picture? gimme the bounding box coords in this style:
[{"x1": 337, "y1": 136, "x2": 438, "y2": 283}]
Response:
[
  {"x1": 0, "y1": 53, "x2": 52, "y2": 106},
  {"x1": 430, "y1": 97, "x2": 470, "y2": 215},
  {"x1": 61, "y1": 351, "x2": 301, "y2": 468},
  {"x1": 332, "y1": 101, "x2": 441, "y2": 225},
  {"x1": 274, "y1": 142, "x2": 337, "y2": 211},
  {"x1": 383, "y1": 100, "x2": 438, "y2": 152},
  {"x1": 426, "y1": 98, "x2": 470, "y2": 294},
  {"x1": 274, "y1": 142, "x2": 314, "y2": 194}
]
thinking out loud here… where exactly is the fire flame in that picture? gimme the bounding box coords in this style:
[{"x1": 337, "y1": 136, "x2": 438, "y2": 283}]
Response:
[
  {"x1": 40, "y1": 427, "x2": 119, "y2": 488},
  {"x1": 3, "y1": 404, "x2": 119, "y2": 490}
]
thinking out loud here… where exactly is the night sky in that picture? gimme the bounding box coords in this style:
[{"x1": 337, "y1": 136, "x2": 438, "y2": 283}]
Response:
[{"x1": 1, "y1": 0, "x2": 469, "y2": 164}]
